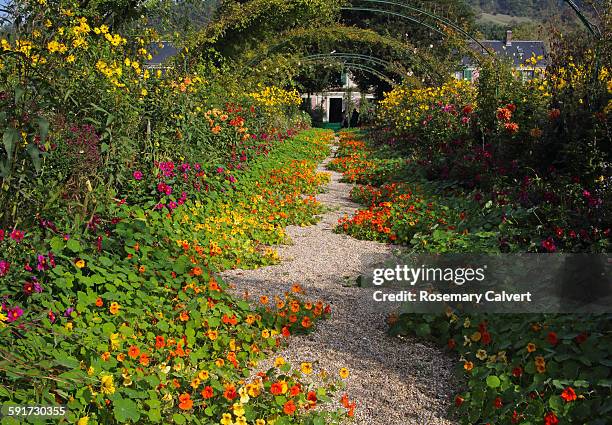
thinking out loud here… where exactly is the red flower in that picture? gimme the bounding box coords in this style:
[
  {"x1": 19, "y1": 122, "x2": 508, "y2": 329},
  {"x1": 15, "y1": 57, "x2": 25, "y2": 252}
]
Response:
[
  {"x1": 547, "y1": 331, "x2": 558, "y2": 345},
  {"x1": 512, "y1": 366, "x2": 523, "y2": 378},
  {"x1": 481, "y1": 331, "x2": 492, "y2": 345},
  {"x1": 541, "y1": 237, "x2": 557, "y2": 252},
  {"x1": 548, "y1": 109, "x2": 561, "y2": 120},
  {"x1": 494, "y1": 397, "x2": 503, "y2": 408},
  {"x1": 447, "y1": 338, "x2": 456, "y2": 349},
  {"x1": 455, "y1": 395, "x2": 464, "y2": 407},
  {"x1": 201, "y1": 386, "x2": 214, "y2": 399},
  {"x1": 561, "y1": 386, "x2": 577, "y2": 402},
  {"x1": 307, "y1": 391, "x2": 317, "y2": 407},
  {"x1": 223, "y1": 384, "x2": 237, "y2": 400},
  {"x1": 283, "y1": 400, "x2": 296, "y2": 415},
  {"x1": 574, "y1": 332, "x2": 588, "y2": 344},
  {"x1": 496, "y1": 107, "x2": 512, "y2": 122},
  {"x1": 462, "y1": 105, "x2": 473, "y2": 115},
  {"x1": 544, "y1": 411, "x2": 559, "y2": 425},
  {"x1": 504, "y1": 122, "x2": 519, "y2": 134},
  {"x1": 506, "y1": 103, "x2": 517, "y2": 112},
  {"x1": 270, "y1": 382, "x2": 284, "y2": 395},
  {"x1": 155, "y1": 335, "x2": 165, "y2": 349},
  {"x1": 289, "y1": 384, "x2": 301, "y2": 396}
]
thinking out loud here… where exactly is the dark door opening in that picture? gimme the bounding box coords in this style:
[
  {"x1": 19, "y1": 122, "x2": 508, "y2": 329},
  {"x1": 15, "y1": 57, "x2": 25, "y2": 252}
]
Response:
[{"x1": 329, "y1": 98, "x2": 343, "y2": 123}]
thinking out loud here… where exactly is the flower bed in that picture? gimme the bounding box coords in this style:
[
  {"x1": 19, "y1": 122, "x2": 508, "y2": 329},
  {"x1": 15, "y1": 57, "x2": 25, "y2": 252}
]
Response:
[
  {"x1": 0, "y1": 129, "x2": 354, "y2": 425},
  {"x1": 332, "y1": 130, "x2": 612, "y2": 424}
]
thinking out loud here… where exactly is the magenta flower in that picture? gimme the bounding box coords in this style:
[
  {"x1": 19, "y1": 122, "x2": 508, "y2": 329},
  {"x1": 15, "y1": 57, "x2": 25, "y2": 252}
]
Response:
[
  {"x1": 37, "y1": 254, "x2": 48, "y2": 271},
  {"x1": 6, "y1": 306, "x2": 23, "y2": 322},
  {"x1": 64, "y1": 307, "x2": 74, "y2": 317},
  {"x1": 0, "y1": 260, "x2": 9, "y2": 276},
  {"x1": 541, "y1": 237, "x2": 557, "y2": 252},
  {"x1": 133, "y1": 170, "x2": 143, "y2": 180},
  {"x1": 10, "y1": 230, "x2": 24, "y2": 243},
  {"x1": 48, "y1": 252, "x2": 56, "y2": 268},
  {"x1": 0, "y1": 229, "x2": 4, "y2": 241},
  {"x1": 216, "y1": 166, "x2": 224, "y2": 174}
]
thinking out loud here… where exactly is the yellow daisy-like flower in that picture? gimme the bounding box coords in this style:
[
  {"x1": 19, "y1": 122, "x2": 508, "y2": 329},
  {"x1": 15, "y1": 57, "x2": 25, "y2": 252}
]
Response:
[
  {"x1": 109, "y1": 333, "x2": 120, "y2": 350},
  {"x1": 75, "y1": 259, "x2": 85, "y2": 268},
  {"x1": 300, "y1": 362, "x2": 313, "y2": 375},
  {"x1": 100, "y1": 374, "x2": 115, "y2": 395},
  {"x1": 220, "y1": 413, "x2": 233, "y2": 425},
  {"x1": 339, "y1": 367, "x2": 350, "y2": 379},
  {"x1": 232, "y1": 403, "x2": 245, "y2": 417},
  {"x1": 274, "y1": 357, "x2": 285, "y2": 368}
]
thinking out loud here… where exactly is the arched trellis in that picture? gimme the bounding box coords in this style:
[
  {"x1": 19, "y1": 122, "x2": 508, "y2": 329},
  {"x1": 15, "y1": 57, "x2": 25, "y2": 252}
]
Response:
[
  {"x1": 240, "y1": 26, "x2": 446, "y2": 81},
  {"x1": 344, "y1": 0, "x2": 493, "y2": 54},
  {"x1": 302, "y1": 59, "x2": 398, "y2": 86},
  {"x1": 300, "y1": 53, "x2": 404, "y2": 85},
  {"x1": 302, "y1": 52, "x2": 408, "y2": 79}
]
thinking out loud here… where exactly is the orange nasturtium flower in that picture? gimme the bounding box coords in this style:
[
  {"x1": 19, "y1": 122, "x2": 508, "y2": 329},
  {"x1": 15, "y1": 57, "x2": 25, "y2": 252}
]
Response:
[
  {"x1": 75, "y1": 259, "x2": 85, "y2": 268},
  {"x1": 179, "y1": 311, "x2": 189, "y2": 321},
  {"x1": 464, "y1": 361, "x2": 474, "y2": 372},
  {"x1": 301, "y1": 316, "x2": 312, "y2": 328},
  {"x1": 155, "y1": 335, "x2": 165, "y2": 349},
  {"x1": 178, "y1": 393, "x2": 193, "y2": 410},
  {"x1": 109, "y1": 302, "x2": 120, "y2": 314},
  {"x1": 95, "y1": 297, "x2": 104, "y2": 307},
  {"x1": 127, "y1": 346, "x2": 140, "y2": 359},
  {"x1": 527, "y1": 343, "x2": 536, "y2": 353}
]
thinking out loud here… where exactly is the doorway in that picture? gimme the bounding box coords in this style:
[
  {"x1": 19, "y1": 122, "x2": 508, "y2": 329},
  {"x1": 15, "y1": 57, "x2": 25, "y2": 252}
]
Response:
[{"x1": 329, "y1": 97, "x2": 343, "y2": 123}]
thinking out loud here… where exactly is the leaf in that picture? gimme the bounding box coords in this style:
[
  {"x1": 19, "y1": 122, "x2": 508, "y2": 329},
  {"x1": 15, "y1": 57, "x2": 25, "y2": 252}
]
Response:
[
  {"x1": 3, "y1": 127, "x2": 18, "y2": 162},
  {"x1": 27, "y1": 144, "x2": 41, "y2": 173},
  {"x1": 113, "y1": 397, "x2": 140, "y2": 423},
  {"x1": 66, "y1": 239, "x2": 82, "y2": 253},
  {"x1": 486, "y1": 375, "x2": 501, "y2": 388},
  {"x1": 49, "y1": 237, "x2": 64, "y2": 252},
  {"x1": 172, "y1": 413, "x2": 186, "y2": 424},
  {"x1": 14, "y1": 86, "x2": 25, "y2": 104},
  {"x1": 35, "y1": 117, "x2": 50, "y2": 144}
]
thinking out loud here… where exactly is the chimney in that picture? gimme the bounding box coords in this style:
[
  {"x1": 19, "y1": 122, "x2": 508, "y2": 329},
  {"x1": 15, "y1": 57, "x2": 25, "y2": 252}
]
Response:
[{"x1": 505, "y1": 30, "x2": 513, "y2": 46}]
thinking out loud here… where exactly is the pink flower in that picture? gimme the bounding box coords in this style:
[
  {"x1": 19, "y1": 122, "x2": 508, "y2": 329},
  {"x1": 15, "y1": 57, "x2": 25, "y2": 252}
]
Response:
[
  {"x1": 0, "y1": 260, "x2": 9, "y2": 276},
  {"x1": 6, "y1": 306, "x2": 23, "y2": 322},
  {"x1": 0, "y1": 229, "x2": 4, "y2": 241},
  {"x1": 10, "y1": 230, "x2": 24, "y2": 243},
  {"x1": 216, "y1": 167, "x2": 224, "y2": 174},
  {"x1": 133, "y1": 170, "x2": 143, "y2": 180}
]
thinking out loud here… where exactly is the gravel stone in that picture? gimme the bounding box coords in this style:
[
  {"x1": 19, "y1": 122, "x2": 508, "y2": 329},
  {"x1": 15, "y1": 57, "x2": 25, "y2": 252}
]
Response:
[{"x1": 222, "y1": 142, "x2": 459, "y2": 425}]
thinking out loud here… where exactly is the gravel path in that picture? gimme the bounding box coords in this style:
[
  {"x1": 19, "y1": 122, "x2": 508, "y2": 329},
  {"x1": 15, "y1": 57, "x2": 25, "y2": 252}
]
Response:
[{"x1": 222, "y1": 142, "x2": 459, "y2": 425}]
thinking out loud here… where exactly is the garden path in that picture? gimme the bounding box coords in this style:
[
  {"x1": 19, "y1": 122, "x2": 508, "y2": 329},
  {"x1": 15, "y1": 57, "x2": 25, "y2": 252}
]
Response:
[{"x1": 222, "y1": 140, "x2": 458, "y2": 425}]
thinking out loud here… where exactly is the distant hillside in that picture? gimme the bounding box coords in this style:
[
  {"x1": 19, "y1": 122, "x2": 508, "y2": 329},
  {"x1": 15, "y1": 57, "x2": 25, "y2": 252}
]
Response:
[
  {"x1": 468, "y1": 0, "x2": 565, "y2": 19},
  {"x1": 468, "y1": 0, "x2": 595, "y2": 41}
]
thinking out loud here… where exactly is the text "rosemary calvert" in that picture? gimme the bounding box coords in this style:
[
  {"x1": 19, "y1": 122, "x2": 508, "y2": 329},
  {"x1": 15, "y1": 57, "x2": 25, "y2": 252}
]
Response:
[{"x1": 373, "y1": 291, "x2": 532, "y2": 303}]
